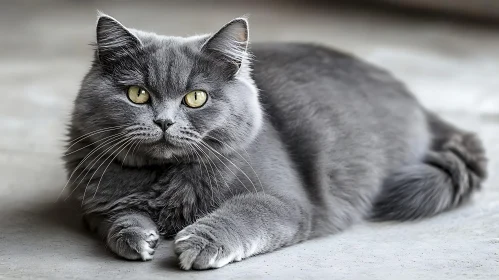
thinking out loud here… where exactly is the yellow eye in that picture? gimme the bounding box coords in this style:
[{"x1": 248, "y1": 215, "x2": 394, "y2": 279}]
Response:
[
  {"x1": 127, "y1": 86, "x2": 150, "y2": 104},
  {"x1": 184, "y1": 90, "x2": 208, "y2": 108}
]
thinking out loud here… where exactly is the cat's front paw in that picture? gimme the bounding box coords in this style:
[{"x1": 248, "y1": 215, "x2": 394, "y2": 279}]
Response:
[
  {"x1": 174, "y1": 223, "x2": 243, "y2": 270},
  {"x1": 107, "y1": 227, "x2": 159, "y2": 261}
]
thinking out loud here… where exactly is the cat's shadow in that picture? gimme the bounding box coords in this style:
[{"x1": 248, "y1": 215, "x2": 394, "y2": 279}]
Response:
[
  {"x1": 1, "y1": 198, "x2": 109, "y2": 260},
  {"x1": 36, "y1": 200, "x2": 87, "y2": 236},
  {"x1": 7, "y1": 198, "x2": 184, "y2": 271}
]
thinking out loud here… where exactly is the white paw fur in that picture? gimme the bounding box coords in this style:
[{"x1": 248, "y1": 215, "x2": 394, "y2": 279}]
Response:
[
  {"x1": 139, "y1": 231, "x2": 159, "y2": 261},
  {"x1": 175, "y1": 229, "x2": 265, "y2": 270}
]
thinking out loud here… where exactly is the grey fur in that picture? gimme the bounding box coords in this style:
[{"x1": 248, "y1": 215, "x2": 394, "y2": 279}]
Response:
[{"x1": 63, "y1": 14, "x2": 487, "y2": 270}]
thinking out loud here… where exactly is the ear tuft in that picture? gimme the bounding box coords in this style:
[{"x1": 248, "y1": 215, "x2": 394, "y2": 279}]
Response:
[
  {"x1": 202, "y1": 18, "x2": 249, "y2": 71},
  {"x1": 95, "y1": 13, "x2": 142, "y2": 63}
]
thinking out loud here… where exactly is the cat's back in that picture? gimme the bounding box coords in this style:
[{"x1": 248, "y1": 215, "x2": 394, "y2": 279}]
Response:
[
  {"x1": 250, "y1": 43, "x2": 429, "y2": 177},
  {"x1": 251, "y1": 42, "x2": 421, "y2": 129},
  {"x1": 251, "y1": 42, "x2": 415, "y2": 106},
  {"x1": 252, "y1": 42, "x2": 361, "y2": 79}
]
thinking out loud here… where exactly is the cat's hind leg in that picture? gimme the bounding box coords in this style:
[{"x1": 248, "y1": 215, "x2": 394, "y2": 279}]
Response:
[{"x1": 371, "y1": 113, "x2": 487, "y2": 220}]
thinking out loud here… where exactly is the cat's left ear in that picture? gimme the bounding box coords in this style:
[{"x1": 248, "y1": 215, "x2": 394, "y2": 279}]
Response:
[
  {"x1": 202, "y1": 18, "x2": 249, "y2": 73},
  {"x1": 95, "y1": 13, "x2": 142, "y2": 63}
]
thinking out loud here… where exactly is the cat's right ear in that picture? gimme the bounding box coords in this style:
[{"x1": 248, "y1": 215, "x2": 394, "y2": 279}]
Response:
[{"x1": 95, "y1": 13, "x2": 142, "y2": 63}]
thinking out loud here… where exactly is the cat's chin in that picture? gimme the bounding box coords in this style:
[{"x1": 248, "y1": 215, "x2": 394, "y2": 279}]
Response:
[
  {"x1": 118, "y1": 149, "x2": 182, "y2": 167},
  {"x1": 118, "y1": 139, "x2": 196, "y2": 167},
  {"x1": 136, "y1": 135, "x2": 187, "y2": 151}
]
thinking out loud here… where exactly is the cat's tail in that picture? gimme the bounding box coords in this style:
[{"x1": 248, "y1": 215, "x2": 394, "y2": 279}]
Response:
[{"x1": 371, "y1": 114, "x2": 488, "y2": 221}]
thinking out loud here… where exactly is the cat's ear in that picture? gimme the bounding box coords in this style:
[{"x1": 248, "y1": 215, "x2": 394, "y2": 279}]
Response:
[
  {"x1": 95, "y1": 13, "x2": 142, "y2": 63},
  {"x1": 202, "y1": 18, "x2": 249, "y2": 73}
]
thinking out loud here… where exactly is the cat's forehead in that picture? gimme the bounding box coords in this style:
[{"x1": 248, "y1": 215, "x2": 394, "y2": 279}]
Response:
[
  {"x1": 133, "y1": 30, "x2": 208, "y2": 53},
  {"x1": 130, "y1": 32, "x2": 217, "y2": 97}
]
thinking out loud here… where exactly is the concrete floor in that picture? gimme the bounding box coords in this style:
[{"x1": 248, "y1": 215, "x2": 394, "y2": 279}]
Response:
[{"x1": 1, "y1": 1, "x2": 498, "y2": 279}]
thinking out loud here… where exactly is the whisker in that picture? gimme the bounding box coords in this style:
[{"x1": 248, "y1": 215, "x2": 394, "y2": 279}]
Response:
[
  {"x1": 66, "y1": 125, "x2": 127, "y2": 150},
  {"x1": 206, "y1": 135, "x2": 265, "y2": 193},
  {"x1": 81, "y1": 137, "x2": 133, "y2": 203},
  {"x1": 183, "y1": 146, "x2": 193, "y2": 162},
  {"x1": 67, "y1": 125, "x2": 126, "y2": 143},
  {"x1": 58, "y1": 134, "x2": 128, "y2": 201},
  {"x1": 188, "y1": 143, "x2": 204, "y2": 177},
  {"x1": 91, "y1": 138, "x2": 136, "y2": 200},
  {"x1": 207, "y1": 158, "x2": 231, "y2": 193},
  {"x1": 131, "y1": 138, "x2": 145, "y2": 159},
  {"x1": 65, "y1": 131, "x2": 128, "y2": 156},
  {"x1": 199, "y1": 140, "x2": 259, "y2": 194},
  {"x1": 66, "y1": 136, "x2": 130, "y2": 202},
  {"x1": 197, "y1": 141, "x2": 253, "y2": 195},
  {"x1": 172, "y1": 154, "x2": 180, "y2": 163},
  {"x1": 193, "y1": 142, "x2": 231, "y2": 203},
  {"x1": 121, "y1": 138, "x2": 140, "y2": 168},
  {"x1": 192, "y1": 143, "x2": 217, "y2": 205}
]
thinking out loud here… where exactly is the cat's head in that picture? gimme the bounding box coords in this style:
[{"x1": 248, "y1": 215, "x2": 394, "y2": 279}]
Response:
[{"x1": 72, "y1": 14, "x2": 262, "y2": 164}]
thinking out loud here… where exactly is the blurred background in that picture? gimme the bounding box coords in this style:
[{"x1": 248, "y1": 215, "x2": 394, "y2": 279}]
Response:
[{"x1": 1, "y1": 1, "x2": 498, "y2": 279}]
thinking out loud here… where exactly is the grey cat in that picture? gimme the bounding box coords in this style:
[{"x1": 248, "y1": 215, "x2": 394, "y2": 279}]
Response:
[{"x1": 63, "y1": 14, "x2": 487, "y2": 270}]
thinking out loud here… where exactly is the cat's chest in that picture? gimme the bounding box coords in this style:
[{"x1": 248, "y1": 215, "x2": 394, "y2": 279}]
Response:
[{"x1": 147, "y1": 163, "x2": 233, "y2": 236}]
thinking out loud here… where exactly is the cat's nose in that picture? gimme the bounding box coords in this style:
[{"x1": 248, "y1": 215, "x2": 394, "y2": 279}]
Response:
[{"x1": 154, "y1": 118, "x2": 175, "y2": 131}]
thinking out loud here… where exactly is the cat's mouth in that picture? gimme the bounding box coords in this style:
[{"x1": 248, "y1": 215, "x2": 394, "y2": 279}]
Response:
[
  {"x1": 153, "y1": 132, "x2": 196, "y2": 148},
  {"x1": 137, "y1": 135, "x2": 192, "y2": 160},
  {"x1": 142, "y1": 129, "x2": 199, "y2": 151}
]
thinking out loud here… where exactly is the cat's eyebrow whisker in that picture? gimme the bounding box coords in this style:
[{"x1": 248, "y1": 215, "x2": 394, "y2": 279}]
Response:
[
  {"x1": 58, "y1": 133, "x2": 129, "y2": 201},
  {"x1": 206, "y1": 135, "x2": 265, "y2": 194},
  {"x1": 197, "y1": 141, "x2": 254, "y2": 195}
]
